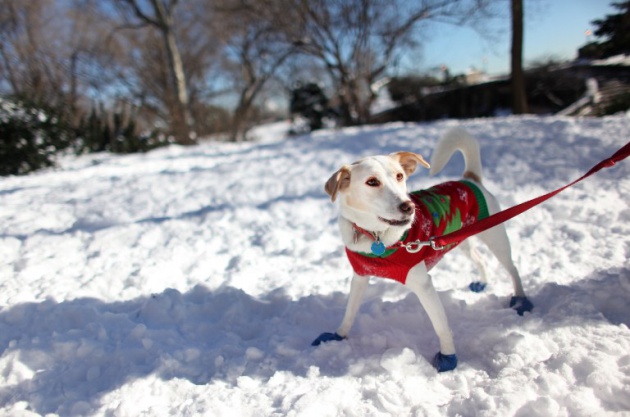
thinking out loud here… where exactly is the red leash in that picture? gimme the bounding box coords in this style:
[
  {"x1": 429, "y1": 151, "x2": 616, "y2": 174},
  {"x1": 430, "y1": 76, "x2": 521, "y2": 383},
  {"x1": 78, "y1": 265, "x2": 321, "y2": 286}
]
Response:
[{"x1": 431, "y1": 140, "x2": 630, "y2": 249}]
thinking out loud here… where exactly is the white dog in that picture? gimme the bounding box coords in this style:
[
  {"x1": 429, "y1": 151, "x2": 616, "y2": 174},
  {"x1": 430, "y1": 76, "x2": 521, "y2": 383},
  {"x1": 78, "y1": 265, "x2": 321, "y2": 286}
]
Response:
[{"x1": 313, "y1": 128, "x2": 533, "y2": 372}]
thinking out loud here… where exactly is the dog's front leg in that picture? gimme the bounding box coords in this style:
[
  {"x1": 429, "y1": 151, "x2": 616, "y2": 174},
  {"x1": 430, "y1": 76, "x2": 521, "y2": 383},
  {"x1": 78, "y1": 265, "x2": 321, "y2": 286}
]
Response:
[
  {"x1": 311, "y1": 273, "x2": 368, "y2": 346},
  {"x1": 336, "y1": 273, "x2": 369, "y2": 337},
  {"x1": 405, "y1": 263, "x2": 458, "y2": 372}
]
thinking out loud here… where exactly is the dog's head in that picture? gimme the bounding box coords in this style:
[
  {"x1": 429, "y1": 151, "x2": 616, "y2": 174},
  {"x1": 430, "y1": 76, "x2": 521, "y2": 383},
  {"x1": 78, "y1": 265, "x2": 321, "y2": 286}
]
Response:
[{"x1": 325, "y1": 152, "x2": 430, "y2": 232}]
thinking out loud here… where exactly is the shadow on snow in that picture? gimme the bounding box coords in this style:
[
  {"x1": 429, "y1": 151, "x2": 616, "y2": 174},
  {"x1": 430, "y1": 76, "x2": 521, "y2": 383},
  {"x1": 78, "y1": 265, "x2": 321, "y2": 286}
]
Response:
[{"x1": 0, "y1": 266, "x2": 628, "y2": 415}]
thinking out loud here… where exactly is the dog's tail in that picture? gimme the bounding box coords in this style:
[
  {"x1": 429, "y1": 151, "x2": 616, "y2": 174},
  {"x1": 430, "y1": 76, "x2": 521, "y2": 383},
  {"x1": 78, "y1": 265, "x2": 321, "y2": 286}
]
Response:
[{"x1": 429, "y1": 128, "x2": 483, "y2": 182}]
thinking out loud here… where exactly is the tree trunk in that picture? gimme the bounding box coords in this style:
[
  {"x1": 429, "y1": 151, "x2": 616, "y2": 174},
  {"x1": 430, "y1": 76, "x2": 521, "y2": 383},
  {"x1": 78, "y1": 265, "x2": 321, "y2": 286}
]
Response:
[
  {"x1": 230, "y1": 105, "x2": 247, "y2": 142},
  {"x1": 163, "y1": 25, "x2": 195, "y2": 144},
  {"x1": 511, "y1": 0, "x2": 528, "y2": 114},
  {"x1": 335, "y1": 70, "x2": 360, "y2": 126},
  {"x1": 230, "y1": 86, "x2": 257, "y2": 142},
  {"x1": 151, "y1": 0, "x2": 195, "y2": 144}
]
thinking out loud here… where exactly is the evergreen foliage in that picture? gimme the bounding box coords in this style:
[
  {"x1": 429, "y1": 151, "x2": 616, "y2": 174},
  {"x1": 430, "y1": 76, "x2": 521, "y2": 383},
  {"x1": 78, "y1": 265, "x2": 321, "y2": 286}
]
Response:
[
  {"x1": 76, "y1": 107, "x2": 169, "y2": 155},
  {"x1": 0, "y1": 98, "x2": 74, "y2": 176},
  {"x1": 593, "y1": 1, "x2": 630, "y2": 57},
  {"x1": 1, "y1": 97, "x2": 171, "y2": 176},
  {"x1": 580, "y1": 1, "x2": 630, "y2": 59},
  {"x1": 289, "y1": 83, "x2": 331, "y2": 133}
]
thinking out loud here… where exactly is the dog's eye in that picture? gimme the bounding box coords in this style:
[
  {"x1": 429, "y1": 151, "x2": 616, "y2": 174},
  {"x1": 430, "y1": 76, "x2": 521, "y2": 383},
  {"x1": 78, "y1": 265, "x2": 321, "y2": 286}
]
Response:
[
  {"x1": 396, "y1": 173, "x2": 404, "y2": 182},
  {"x1": 366, "y1": 178, "x2": 380, "y2": 187}
]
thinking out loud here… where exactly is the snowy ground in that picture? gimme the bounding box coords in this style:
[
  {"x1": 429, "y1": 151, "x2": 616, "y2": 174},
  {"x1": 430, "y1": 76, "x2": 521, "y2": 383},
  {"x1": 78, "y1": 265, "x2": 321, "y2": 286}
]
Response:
[{"x1": 1, "y1": 116, "x2": 629, "y2": 417}]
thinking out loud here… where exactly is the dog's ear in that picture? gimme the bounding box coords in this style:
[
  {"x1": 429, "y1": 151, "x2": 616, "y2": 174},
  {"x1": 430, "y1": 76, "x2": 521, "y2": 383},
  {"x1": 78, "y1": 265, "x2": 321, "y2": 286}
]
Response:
[
  {"x1": 391, "y1": 151, "x2": 430, "y2": 176},
  {"x1": 324, "y1": 165, "x2": 351, "y2": 202}
]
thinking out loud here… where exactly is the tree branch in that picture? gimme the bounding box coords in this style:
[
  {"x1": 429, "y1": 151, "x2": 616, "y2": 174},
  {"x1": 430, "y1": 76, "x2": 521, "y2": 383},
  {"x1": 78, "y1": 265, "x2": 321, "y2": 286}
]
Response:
[{"x1": 118, "y1": 0, "x2": 161, "y2": 28}]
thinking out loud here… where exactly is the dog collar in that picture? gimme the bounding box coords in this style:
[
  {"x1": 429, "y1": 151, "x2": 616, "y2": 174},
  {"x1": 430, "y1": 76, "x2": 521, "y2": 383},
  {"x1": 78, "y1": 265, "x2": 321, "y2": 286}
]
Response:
[{"x1": 351, "y1": 223, "x2": 404, "y2": 256}]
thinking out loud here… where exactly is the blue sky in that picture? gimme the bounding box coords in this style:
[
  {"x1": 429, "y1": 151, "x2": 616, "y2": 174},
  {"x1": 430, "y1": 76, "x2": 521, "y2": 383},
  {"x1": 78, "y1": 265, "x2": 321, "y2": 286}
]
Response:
[{"x1": 405, "y1": 0, "x2": 617, "y2": 76}]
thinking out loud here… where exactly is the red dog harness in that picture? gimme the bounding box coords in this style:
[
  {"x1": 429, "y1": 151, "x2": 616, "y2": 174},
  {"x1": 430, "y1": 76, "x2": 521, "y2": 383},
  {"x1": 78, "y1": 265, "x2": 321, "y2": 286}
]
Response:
[{"x1": 345, "y1": 180, "x2": 489, "y2": 284}]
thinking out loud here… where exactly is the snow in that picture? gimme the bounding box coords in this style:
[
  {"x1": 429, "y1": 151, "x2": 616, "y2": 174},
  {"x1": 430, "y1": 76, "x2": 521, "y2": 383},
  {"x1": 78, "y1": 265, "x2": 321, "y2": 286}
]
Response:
[
  {"x1": 591, "y1": 54, "x2": 630, "y2": 67},
  {"x1": 1, "y1": 115, "x2": 630, "y2": 417}
]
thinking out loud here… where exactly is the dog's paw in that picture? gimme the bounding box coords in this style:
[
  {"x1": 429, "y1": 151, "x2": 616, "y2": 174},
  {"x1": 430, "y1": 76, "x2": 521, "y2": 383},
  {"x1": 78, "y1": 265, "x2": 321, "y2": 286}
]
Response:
[
  {"x1": 509, "y1": 296, "x2": 534, "y2": 316},
  {"x1": 311, "y1": 332, "x2": 345, "y2": 346},
  {"x1": 468, "y1": 281, "x2": 487, "y2": 293},
  {"x1": 432, "y1": 352, "x2": 458, "y2": 372}
]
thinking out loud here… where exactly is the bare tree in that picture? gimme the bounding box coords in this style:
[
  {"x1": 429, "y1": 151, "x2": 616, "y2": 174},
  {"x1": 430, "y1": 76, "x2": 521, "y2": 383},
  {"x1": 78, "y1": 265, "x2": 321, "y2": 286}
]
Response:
[
  {"x1": 0, "y1": 0, "x2": 509, "y2": 145},
  {"x1": 0, "y1": 0, "x2": 120, "y2": 118},
  {"x1": 107, "y1": 0, "x2": 224, "y2": 136},
  {"x1": 114, "y1": 0, "x2": 195, "y2": 144},
  {"x1": 215, "y1": 1, "x2": 296, "y2": 141},
  {"x1": 227, "y1": 29, "x2": 294, "y2": 141},
  {"x1": 510, "y1": 0, "x2": 528, "y2": 114},
  {"x1": 0, "y1": 1, "x2": 69, "y2": 106},
  {"x1": 261, "y1": 0, "x2": 494, "y2": 126}
]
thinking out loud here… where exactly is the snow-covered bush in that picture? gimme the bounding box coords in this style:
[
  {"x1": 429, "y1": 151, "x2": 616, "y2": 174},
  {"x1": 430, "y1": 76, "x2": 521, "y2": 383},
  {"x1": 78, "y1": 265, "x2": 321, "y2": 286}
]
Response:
[
  {"x1": 0, "y1": 97, "x2": 174, "y2": 176},
  {"x1": 0, "y1": 97, "x2": 74, "y2": 176},
  {"x1": 289, "y1": 82, "x2": 333, "y2": 133},
  {"x1": 75, "y1": 107, "x2": 171, "y2": 154}
]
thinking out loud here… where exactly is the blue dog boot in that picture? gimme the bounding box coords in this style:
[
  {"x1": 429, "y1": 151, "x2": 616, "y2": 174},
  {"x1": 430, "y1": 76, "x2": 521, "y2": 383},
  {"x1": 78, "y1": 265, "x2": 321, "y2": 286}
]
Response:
[
  {"x1": 311, "y1": 332, "x2": 344, "y2": 346},
  {"x1": 432, "y1": 352, "x2": 458, "y2": 372},
  {"x1": 469, "y1": 281, "x2": 487, "y2": 293},
  {"x1": 510, "y1": 296, "x2": 534, "y2": 316}
]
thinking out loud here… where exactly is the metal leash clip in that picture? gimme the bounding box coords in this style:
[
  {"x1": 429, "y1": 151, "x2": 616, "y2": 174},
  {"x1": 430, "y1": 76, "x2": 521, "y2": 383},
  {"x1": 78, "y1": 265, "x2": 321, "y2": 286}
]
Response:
[{"x1": 404, "y1": 238, "x2": 445, "y2": 253}]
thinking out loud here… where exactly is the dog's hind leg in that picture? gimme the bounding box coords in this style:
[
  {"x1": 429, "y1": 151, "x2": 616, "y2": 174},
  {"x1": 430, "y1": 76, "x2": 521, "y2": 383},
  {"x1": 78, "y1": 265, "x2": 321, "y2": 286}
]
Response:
[
  {"x1": 459, "y1": 239, "x2": 489, "y2": 292},
  {"x1": 405, "y1": 263, "x2": 457, "y2": 372},
  {"x1": 477, "y1": 224, "x2": 533, "y2": 315},
  {"x1": 311, "y1": 273, "x2": 369, "y2": 346}
]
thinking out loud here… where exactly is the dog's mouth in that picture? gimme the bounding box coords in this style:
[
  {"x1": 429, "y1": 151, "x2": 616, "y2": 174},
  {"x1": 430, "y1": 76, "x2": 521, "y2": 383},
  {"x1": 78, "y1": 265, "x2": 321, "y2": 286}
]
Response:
[{"x1": 378, "y1": 216, "x2": 412, "y2": 227}]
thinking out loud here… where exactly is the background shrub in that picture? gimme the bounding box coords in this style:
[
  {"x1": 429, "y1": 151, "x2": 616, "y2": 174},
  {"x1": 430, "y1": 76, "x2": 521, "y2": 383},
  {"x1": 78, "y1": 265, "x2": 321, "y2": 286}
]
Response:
[{"x1": 0, "y1": 97, "x2": 74, "y2": 176}]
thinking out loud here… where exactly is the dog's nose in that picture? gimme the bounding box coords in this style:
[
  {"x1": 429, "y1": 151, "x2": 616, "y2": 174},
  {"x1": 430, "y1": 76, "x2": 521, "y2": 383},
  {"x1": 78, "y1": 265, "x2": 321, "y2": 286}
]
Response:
[{"x1": 399, "y1": 200, "x2": 415, "y2": 215}]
